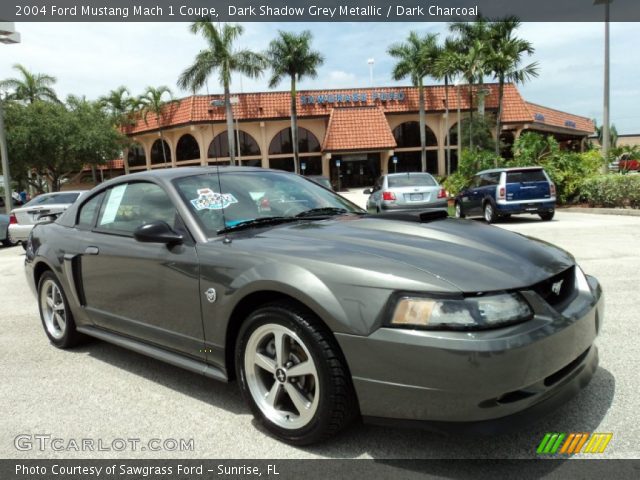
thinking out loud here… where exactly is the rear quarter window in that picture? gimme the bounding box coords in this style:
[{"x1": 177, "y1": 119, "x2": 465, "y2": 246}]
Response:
[{"x1": 506, "y1": 170, "x2": 547, "y2": 183}]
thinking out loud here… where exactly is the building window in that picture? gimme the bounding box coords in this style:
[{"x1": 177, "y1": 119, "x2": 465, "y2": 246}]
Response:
[
  {"x1": 269, "y1": 157, "x2": 295, "y2": 172},
  {"x1": 208, "y1": 131, "x2": 260, "y2": 158},
  {"x1": 127, "y1": 143, "x2": 146, "y2": 167},
  {"x1": 393, "y1": 121, "x2": 437, "y2": 148},
  {"x1": 269, "y1": 127, "x2": 321, "y2": 155},
  {"x1": 176, "y1": 134, "x2": 200, "y2": 161},
  {"x1": 389, "y1": 151, "x2": 438, "y2": 174},
  {"x1": 150, "y1": 139, "x2": 171, "y2": 165}
]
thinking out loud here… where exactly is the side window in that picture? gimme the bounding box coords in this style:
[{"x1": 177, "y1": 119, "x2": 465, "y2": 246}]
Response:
[
  {"x1": 77, "y1": 192, "x2": 105, "y2": 229},
  {"x1": 96, "y1": 182, "x2": 177, "y2": 235},
  {"x1": 471, "y1": 176, "x2": 482, "y2": 188}
]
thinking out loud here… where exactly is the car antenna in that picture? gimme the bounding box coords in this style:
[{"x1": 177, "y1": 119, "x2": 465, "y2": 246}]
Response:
[{"x1": 206, "y1": 82, "x2": 231, "y2": 244}]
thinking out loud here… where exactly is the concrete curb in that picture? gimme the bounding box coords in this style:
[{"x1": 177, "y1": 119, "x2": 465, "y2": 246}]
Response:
[{"x1": 560, "y1": 207, "x2": 640, "y2": 217}]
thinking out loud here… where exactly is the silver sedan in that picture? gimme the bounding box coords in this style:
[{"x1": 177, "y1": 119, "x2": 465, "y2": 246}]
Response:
[{"x1": 364, "y1": 172, "x2": 448, "y2": 213}]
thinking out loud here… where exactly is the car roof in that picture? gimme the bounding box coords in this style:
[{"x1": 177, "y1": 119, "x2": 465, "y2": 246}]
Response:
[
  {"x1": 386, "y1": 172, "x2": 434, "y2": 177},
  {"x1": 98, "y1": 166, "x2": 271, "y2": 187},
  {"x1": 476, "y1": 166, "x2": 545, "y2": 175}
]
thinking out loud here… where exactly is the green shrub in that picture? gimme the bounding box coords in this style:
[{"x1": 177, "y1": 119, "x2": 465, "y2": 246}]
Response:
[
  {"x1": 442, "y1": 148, "x2": 503, "y2": 196},
  {"x1": 580, "y1": 175, "x2": 640, "y2": 208}
]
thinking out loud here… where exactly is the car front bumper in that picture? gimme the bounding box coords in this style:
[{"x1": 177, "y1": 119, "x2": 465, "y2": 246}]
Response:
[
  {"x1": 335, "y1": 275, "x2": 603, "y2": 432},
  {"x1": 8, "y1": 223, "x2": 33, "y2": 243}
]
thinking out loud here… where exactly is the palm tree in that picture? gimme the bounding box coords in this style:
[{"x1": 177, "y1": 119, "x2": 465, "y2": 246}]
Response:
[
  {"x1": 0, "y1": 64, "x2": 59, "y2": 103},
  {"x1": 435, "y1": 38, "x2": 466, "y2": 174},
  {"x1": 139, "y1": 86, "x2": 178, "y2": 168},
  {"x1": 266, "y1": 30, "x2": 324, "y2": 175},
  {"x1": 178, "y1": 20, "x2": 265, "y2": 165},
  {"x1": 487, "y1": 17, "x2": 539, "y2": 157},
  {"x1": 99, "y1": 86, "x2": 141, "y2": 128},
  {"x1": 388, "y1": 32, "x2": 440, "y2": 172}
]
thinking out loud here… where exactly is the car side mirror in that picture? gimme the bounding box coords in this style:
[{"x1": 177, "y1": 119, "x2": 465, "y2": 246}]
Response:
[
  {"x1": 362, "y1": 188, "x2": 373, "y2": 195},
  {"x1": 134, "y1": 221, "x2": 183, "y2": 246}
]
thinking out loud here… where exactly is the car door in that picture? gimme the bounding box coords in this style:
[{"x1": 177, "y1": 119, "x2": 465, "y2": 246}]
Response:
[
  {"x1": 75, "y1": 181, "x2": 205, "y2": 359},
  {"x1": 462, "y1": 175, "x2": 483, "y2": 215}
]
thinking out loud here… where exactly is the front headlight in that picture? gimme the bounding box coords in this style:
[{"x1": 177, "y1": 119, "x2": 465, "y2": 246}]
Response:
[{"x1": 390, "y1": 293, "x2": 533, "y2": 330}]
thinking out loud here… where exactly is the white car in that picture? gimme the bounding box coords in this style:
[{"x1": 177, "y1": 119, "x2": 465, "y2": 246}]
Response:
[{"x1": 9, "y1": 191, "x2": 86, "y2": 247}]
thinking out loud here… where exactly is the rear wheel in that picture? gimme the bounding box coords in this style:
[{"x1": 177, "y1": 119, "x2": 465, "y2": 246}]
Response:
[
  {"x1": 454, "y1": 202, "x2": 465, "y2": 219},
  {"x1": 2, "y1": 238, "x2": 17, "y2": 247},
  {"x1": 539, "y1": 211, "x2": 555, "y2": 221},
  {"x1": 484, "y1": 202, "x2": 498, "y2": 224},
  {"x1": 38, "y1": 272, "x2": 85, "y2": 348},
  {"x1": 236, "y1": 303, "x2": 358, "y2": 445}
]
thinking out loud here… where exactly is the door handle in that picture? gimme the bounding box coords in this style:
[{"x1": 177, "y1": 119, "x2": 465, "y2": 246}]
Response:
[{"x1": 84, "y1": 246, "x2": 99, "y2": 255}]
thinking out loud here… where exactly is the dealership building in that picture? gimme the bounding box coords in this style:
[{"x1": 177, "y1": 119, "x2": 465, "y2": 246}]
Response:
[{"x1": 118, "y1": 83, "x2": 594, "y2": 189}]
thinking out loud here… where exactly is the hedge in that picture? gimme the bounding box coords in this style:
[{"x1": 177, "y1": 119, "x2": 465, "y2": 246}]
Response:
[{"x1": 580, "y1": 174, "x2": 640, "y2": 208}]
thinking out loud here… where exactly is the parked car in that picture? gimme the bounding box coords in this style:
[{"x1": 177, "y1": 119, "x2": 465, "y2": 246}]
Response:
[
  {"x1": 455, "y1": 167, "x2": 556, "y2": 223},
  {"x1": 26, "y1": 167, "x2": 602, "y2": 445},
  {"x1": 618, "y1": 153, "x2": 639, "y2": 172},
  {"x1": 306, "y1": 175, "x2": 334, "y2": 191},
  {"x1": 9, "y1": 191, "x2": 86, "y2": 247},
  {"x1": 0, "y1": 213, "x2": 17, "y2": 247},
  {"x1": 364, "y1": 172, "x2": 447, "y2": 213}
]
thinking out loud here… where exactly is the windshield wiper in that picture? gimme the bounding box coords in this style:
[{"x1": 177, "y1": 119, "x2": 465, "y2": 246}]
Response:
[
  {"x1": 217, "y1": 216, "x2": 298, "y2": 234},
  {"x1": 294, "y1": 207, "x2": 352, "y2": 218}
]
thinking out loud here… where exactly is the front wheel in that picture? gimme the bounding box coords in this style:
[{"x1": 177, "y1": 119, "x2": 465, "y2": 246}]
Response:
[
  {"x1": 484, "y1": 202, "x2": 498, "y2": 224},
  {"x1": 38, "y1": 271, "x2": 85, "y2": 348},
  {"x1": 539, "y1": 211, "x2": 555, "y2": 221},
  {"x1": 236, "y1": 303, "x2": 358, "y2": 445}
]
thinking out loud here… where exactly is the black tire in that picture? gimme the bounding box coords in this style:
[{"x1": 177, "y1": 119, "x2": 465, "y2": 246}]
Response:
[
  {"x1": 37, "y1": 271, "x2": 86, "y2": 348},
  {"x1": 2, "y1": 238, "x2": 17, "y2": 247},
  {"x1": 235, "y1": 303, "x2": 358, "y2": 445},
  {"x1": 539, "y1": 211, "x2": 555, "y2": 221},
  {"x1": 454, "y1": 201, "x2": 465, "y2": 218},
  {"x1": 484, "y1": 201, "x2": 498, "y2": 224}
]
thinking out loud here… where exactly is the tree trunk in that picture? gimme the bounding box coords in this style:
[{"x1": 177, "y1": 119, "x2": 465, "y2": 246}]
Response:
[
  {"x1": 224, "y1": 83, "x2": 236, "y2": 165},
  {"x1": 445, "y1": 76, "x2": 450, "y2": 176},
  {"x1": 468, "y1": 82, "x2": 474, "y2": 150},
  {"x1": 495, "y1": 78, "x2": 504, "y2": 162},
  {"x1": 418, "y1": 79, "x2": 426, "y2": 172},
  {"x1": 478, "y1": 78, "x2": 486, "y2": 118},
  {"x1": 159, "y1": 129, "x2": 168, "y2": 168},
  {"x1": 290, "y1": 76, "x2": 300, "y2": 175}
]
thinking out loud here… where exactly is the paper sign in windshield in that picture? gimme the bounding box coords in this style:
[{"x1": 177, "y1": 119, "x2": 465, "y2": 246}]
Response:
[{"x1": 191, "y1": 188, "x2": 238, "y2": 211}]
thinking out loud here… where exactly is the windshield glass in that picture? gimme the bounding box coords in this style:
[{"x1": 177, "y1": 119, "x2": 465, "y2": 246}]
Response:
[
  {"x1": 174, "y1": 170, "x2": 364, "y2": 236},
  {"x1": 25, "y1": 192, "x2": 81, "y2": 207},
  {"x1": 387, "y1": 173, "x2": 437, "y2": 188}
]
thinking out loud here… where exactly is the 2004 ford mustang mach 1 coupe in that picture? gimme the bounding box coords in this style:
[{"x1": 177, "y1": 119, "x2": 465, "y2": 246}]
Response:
[{"x1": 25, "y1": 167, "x2": 603, "y2": 445}]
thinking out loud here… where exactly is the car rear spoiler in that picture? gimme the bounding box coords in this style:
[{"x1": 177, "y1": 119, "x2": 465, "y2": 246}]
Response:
[{"x1": 371, "y1": 209, "x2": 449, "y2": 223}]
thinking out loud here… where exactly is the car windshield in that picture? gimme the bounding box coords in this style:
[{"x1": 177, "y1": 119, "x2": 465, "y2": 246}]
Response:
[
  {"x1": 174, "y1": 170, "x2": 364, "y2": 236},
  {"x1": 387, "y1": 173, "x2": 437, "y2": 188},
  {"x1": 24, "y1": 192, "x2": 81, "y2": 207},
  {"x1": 506, "y1": 170, "x2": 547, "y2": 183}
]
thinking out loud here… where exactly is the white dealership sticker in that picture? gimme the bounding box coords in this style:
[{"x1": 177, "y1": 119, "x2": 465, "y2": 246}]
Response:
[
  {"x1": 100, "y1": 184, "x2": 127, "y2": 225},
  {"x1": 190, "y1": 188, "x2": 238, "y2": 211}
]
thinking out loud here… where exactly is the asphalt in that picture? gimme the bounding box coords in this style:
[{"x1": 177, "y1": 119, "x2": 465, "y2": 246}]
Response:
[{"x1": 0, "y1": 210, "x2": 638, "y2": 459}]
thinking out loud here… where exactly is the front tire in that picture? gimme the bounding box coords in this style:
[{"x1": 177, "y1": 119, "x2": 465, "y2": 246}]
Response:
[
  {"x1": 38, "y1": 271, "x2": 85, "y2": 348},
  {"x1": 484, "y1": 202, "x2": 498, "y2": 224},
  {"x1": 236, "y1": 303, "x2": 358, "y2": 445}
]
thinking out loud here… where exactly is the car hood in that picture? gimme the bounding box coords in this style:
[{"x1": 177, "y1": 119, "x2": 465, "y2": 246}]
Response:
[{"x1": 232, "y1": 216, "x2": 574, "y2": 293}]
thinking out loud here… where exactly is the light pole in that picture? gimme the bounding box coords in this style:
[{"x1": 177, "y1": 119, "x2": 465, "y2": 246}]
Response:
[
  {"x1": 0, "y1": 22, "x2": 21, "y2": 214},
  {"x1": 367, "y1": 58, "x2": 374, "y2": 87},
  {"x1": 455, "y1": 78, "x2": 462, "y2": 157},
  {"x1": 594, "y1": 0, "x2": 612, "y2": 172}
]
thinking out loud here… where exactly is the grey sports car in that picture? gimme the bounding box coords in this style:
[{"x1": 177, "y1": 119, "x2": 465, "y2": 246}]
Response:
[{"x1": 25, "y1": 167, "x2": 603, "y2": 445}]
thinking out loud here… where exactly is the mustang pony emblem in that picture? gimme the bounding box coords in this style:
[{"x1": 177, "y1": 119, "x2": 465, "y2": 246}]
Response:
[
  {"x1": 551, "y1": 280, "x2": 564, "y2": 295},
  {"x1": 204, "y1": 288, "x2": 217, "y2": 303}
]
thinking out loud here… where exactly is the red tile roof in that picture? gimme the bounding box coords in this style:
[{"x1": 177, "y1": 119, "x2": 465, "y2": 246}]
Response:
[
  {"x1": 123, "y1": 83, "x2": 593, "y2": 137},
  {"x1": 525, "y1": 102, "x2": 594, "y2": 134},
  {"x1": 323, "y1": 107, "x2": 396, "y2": 152}
]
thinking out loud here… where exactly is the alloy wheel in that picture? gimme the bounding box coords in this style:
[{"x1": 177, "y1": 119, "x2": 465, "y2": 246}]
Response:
[
  {"x1": 40, "y1": 279, "x2": 67, "y2": 340},
  {"x1": 244, "y1": 323, "x2": 320, "y2": 430}
]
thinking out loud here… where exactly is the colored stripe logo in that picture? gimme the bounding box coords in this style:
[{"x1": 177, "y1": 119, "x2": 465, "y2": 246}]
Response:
[{"x1": 537, "y1": 432, "x2": 612, "y2": 454}]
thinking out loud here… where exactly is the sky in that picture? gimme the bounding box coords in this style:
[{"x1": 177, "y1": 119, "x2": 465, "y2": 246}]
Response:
[{"x1": 3, "y1": 21, "x2": 639, "y2": 134}]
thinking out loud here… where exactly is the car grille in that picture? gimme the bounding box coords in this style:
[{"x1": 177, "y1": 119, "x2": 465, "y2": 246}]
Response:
[{"x1": 532, "y1": 266, "x2": 577, "y2": 311}]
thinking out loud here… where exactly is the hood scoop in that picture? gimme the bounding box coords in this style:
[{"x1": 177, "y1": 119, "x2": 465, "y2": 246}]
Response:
[{"x1": 371, "y1": 209, "x2": 448, "y2": 223}]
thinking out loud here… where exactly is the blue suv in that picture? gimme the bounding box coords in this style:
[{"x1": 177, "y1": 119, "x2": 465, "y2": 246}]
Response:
[{"x1": 454, "y1": 167, "x2": 556, "y2": 223}]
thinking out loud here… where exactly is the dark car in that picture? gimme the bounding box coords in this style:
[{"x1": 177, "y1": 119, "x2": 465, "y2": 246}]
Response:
[
  {"x1": 455, "y1": 167, "x2": 556, "y2": 223},
  {"x1": 25, "y1": 167, "x2": 602, "y2": 445}
]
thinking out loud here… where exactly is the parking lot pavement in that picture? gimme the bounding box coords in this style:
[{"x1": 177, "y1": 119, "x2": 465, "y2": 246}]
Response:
[{"x1": 1, "y1": 211, "x2": 638, "y2": 459}]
